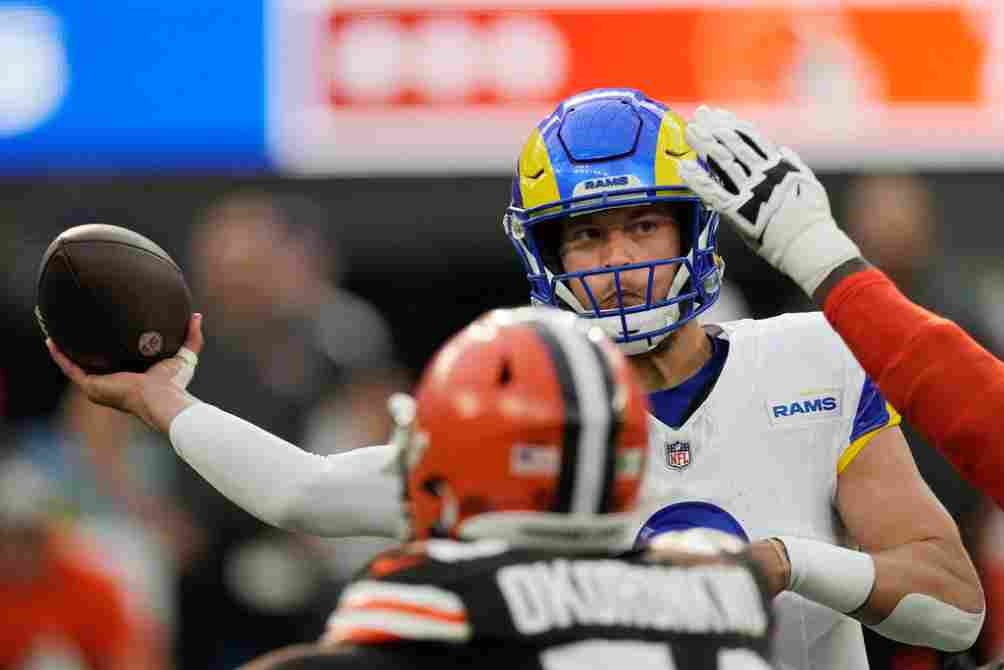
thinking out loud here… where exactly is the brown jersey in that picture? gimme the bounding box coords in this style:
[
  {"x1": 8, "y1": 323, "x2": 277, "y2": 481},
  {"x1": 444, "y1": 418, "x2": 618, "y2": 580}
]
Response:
[{"x1": 314, "y1": 539, "x2": 774, "y2": 670}]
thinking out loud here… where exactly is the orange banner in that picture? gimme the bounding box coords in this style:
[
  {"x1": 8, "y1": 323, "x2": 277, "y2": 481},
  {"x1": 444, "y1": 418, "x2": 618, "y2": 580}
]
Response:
[
  {"x1": 324, "y1": 7, "x2": 987, "y2": 107},
  {"x1": 269, "y1": 2, "x2": 1004, "y2": 172}
]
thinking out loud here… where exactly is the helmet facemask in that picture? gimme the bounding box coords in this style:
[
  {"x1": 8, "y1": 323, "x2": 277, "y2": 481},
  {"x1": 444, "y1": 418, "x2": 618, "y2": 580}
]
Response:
[
  {"x1": 507, "y1": 197, "x2": 723, "y2": 356},
  {"x1": 386, "y1": 392, "x2": 424, "y2": 542}
]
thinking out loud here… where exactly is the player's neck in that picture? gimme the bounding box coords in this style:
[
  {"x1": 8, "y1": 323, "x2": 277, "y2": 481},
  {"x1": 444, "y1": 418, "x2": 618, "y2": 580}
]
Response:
[{"x1": 628, "y1": 320, "x2": 712, "y2": 392}]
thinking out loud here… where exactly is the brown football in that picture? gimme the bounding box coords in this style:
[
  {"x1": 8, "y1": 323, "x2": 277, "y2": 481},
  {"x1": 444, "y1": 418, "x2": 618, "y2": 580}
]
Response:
[{"x1": 36, "y1": 224, "x2": 192, "y2": 374}]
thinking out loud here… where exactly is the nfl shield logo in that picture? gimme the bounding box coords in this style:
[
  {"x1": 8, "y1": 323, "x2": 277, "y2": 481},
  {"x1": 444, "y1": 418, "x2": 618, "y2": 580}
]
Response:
[{"x1": 665, "y1": 441, "x2": 692, "y2": 471}]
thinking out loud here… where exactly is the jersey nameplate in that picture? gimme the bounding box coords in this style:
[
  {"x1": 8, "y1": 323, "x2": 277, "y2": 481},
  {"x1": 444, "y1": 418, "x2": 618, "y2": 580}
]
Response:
[{"x1": 496, "y1": 559, "x2": 766, "y2": 637}]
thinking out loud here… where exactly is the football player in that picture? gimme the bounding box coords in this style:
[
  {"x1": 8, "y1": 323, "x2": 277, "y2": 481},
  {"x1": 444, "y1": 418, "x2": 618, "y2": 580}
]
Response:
[
  {"x1": 226, "y1": 308, "x2": 778, "y2": 670},
  {"x1": 678, "y1": 105, "x2": 1004, "y2": 510},
  {"x1": 47, "y1": 89, "x2": 984, "y2": 669},
  {"x1": 500, "y1": 89, "x2": 982, "y2": 668}
]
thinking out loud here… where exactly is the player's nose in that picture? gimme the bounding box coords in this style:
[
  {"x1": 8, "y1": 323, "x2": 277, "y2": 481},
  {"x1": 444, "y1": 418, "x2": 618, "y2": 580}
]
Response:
[{"x1": 601, "y1": 228, "x2": 639, "y2": 268}]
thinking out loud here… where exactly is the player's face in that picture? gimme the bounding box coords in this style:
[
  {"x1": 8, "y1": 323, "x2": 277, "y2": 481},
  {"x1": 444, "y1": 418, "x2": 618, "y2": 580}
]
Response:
[{"x1": 558, "y1": 205, "x2": 682, "y2": 310}]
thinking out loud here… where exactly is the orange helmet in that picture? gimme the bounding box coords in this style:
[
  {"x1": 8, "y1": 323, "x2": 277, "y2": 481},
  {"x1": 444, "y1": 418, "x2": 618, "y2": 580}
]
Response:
[{"x1": 394, "y1": 307, "x2": 649, "y2": 550}]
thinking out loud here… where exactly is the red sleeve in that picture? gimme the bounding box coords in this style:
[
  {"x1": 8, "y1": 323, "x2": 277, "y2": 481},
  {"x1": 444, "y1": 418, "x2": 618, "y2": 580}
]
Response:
[{"x1": 824, "y1": 268, "x2": 1004, "y2": 507}]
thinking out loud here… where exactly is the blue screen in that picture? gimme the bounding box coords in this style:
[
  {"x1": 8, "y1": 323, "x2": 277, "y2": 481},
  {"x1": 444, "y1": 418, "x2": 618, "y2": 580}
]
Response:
[{"x1": 0, "y1": 1, "x2": 268, "y2": 173}]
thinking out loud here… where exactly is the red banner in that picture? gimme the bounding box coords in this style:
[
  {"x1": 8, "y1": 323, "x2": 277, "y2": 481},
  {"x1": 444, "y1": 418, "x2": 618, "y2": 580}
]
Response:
[
  {"x1": 324, "y1": 7, "x2": 987, "y2": 107},
  {"x1": 268, "y1": 1, "x2": 1004, "y2": 172}
]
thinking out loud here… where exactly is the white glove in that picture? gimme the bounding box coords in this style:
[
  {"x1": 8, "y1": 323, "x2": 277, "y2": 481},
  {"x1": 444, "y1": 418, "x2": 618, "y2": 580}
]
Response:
[{"x1": 678, "y1": 106, "x2": 861, "y2": 297}]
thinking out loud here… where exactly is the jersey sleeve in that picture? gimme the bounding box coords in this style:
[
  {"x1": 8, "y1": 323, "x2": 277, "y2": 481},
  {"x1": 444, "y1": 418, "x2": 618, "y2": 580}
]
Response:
[
  {"x1": 837, "y1": 375, "x2": 902, "y2": 474},
  {"x1": 322, "y1": 544, "x2": 486, "y2": 646},
  {"x1": 323, "y1": 579, "x2": 471, "y2": 645},
  {"x1": 169, "y1": 402, "x2": 401, "y2": 537},
  {"x1": 824, "y1": 267, "x2": 1004, "y2": 505}
]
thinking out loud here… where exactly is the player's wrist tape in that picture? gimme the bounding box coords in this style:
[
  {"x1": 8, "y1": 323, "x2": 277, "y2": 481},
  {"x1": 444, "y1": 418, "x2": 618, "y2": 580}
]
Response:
[
  {"x1": 779, "y1": 219, "x2": 861, "y2": 298},
  {"x1": 171, "y1": 346, "x2": 199, "y2": 389},
  {"x1": 869, "y1": 593, "x2": 985, "y2": 652},
  {"x1": 776, "y1": 536, "x2": 875, "y2": 614}
]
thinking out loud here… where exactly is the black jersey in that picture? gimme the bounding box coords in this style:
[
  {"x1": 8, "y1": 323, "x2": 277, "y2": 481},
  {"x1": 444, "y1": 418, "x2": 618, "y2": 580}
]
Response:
[{"x1": 305, "y1": 539, "x2": 774, "y2": 670}]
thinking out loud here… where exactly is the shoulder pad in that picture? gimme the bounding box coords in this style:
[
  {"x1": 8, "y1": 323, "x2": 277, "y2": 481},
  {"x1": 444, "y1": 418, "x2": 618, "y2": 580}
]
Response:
[
  {"x1": 365, "y1": 545, "x2": 433, "y2": 579},
  {"x1": 363, "y1": 538, "x2": 510, "y2": 579}
]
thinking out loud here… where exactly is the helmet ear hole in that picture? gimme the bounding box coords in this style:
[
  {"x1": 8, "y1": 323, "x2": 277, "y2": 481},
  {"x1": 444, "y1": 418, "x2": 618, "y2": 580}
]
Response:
[
  {"x1": 422, "y1": 476, "x2": 444, "y2": 497},
  {"x1": 498, "y1": 360, "x2": 513, "y2": 386}
]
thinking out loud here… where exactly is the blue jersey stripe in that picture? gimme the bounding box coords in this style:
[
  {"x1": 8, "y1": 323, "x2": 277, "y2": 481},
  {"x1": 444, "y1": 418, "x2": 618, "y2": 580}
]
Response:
[{"x1": 850, "y1": 376, "x2": 893, "y2": 443}]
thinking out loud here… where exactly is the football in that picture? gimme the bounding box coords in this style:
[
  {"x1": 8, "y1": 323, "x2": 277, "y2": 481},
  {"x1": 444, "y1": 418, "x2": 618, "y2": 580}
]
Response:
[{"x1": 36, "y1": 224, "x2": 192, "y2": 374}]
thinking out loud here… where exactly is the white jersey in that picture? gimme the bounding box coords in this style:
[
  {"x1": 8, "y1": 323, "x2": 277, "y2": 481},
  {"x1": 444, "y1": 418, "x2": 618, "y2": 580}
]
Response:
[
  {"x1": 637, "y1": 312, "x2": 898, "y2": 670},
  {"x1": 167, "y1": 312, "x2": 897, "y2": 670}
]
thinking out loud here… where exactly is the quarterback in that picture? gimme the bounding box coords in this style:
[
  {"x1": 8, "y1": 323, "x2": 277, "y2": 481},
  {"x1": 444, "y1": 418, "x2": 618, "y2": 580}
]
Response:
[
  {"x1": 501, "y1": 89, "x2": 982, "y2": 668},
  {"x1": 677, "y1": 105, "x2": 1004, "y2": 511},
  {"x1": 47, "y1": 90, "x2": 983, "y2": 669}
]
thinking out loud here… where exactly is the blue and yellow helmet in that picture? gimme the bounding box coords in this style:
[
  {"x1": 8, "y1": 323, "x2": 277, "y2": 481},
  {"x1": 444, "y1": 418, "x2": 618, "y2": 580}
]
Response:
[{"x1": 503, "y1": 88, "x2": 723, "y2": 355}]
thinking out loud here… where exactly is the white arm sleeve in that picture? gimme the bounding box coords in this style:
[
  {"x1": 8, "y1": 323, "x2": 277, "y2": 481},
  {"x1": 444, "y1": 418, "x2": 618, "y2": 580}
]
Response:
[{"x1": 169, "y1": 402, "x2": 402, "y2": 538}]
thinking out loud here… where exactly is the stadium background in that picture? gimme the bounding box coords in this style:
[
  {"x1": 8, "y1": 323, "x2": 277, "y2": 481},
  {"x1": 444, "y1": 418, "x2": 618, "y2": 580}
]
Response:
[{"x1": 1, "y1": 2, "x2": 1002, "y2": 669}]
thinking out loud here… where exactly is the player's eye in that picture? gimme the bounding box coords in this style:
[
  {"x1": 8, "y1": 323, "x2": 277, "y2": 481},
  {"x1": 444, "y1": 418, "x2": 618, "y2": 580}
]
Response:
[
  {"x1": 627, "y1": 219, "x2": 660, "y2": 235},
  {"x1": 562, "y1": 225, "x2": 604, "y2": 249}
]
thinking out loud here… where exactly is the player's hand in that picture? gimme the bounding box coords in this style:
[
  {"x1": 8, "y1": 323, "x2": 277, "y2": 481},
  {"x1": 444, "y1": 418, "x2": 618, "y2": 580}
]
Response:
[
  {"x1": 644, "y1": 528, "x2": 748, "y2": 570},
  {"x1": 47, "y1": 313, "x2": 204, "y2": 433},
  {"x1": 678, "y1": 106, "x2": 861, "y2": 297}
]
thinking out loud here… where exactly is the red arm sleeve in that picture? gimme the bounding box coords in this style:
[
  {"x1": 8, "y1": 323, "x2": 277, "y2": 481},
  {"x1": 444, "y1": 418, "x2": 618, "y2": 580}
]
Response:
[{"x1": 824, "y1": 267, "x2": 1004, "y2": 506}]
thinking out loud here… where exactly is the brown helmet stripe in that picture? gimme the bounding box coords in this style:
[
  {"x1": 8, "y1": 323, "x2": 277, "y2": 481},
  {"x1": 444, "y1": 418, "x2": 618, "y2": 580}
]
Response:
[{"x1": 530, "y1": 320, "x2": 616, "y2": 515}]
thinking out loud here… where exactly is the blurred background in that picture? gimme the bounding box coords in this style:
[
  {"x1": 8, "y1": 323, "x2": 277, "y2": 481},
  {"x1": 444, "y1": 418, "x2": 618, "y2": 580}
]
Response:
[{"x1": 1, "y1": 1, "x2": 1003, "y2": 668}]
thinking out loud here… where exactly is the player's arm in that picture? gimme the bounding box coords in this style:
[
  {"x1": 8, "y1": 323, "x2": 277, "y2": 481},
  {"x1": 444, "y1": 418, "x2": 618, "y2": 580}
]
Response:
[
  {"x1": 47, "y1": 315, "x2": 403, "y2": 538},
  {"x1": 237, "y1": 644, "x2": 391, "y2": 670},
  {"x1": 836, "y1": 426, "x2": 984, "y2": 649},
  {"x1": 679, "y1": 107, "x2": 1004, "y2": 509},
  {"x1": 171, "y1": 406, "x2": 402, "y2": 536},
  {"x1": 238, "y1": 644, "x2": 455, "y2": 670},
  {"x1": 237, "y1": 643, "x2": 328, "y2": 670},
  {"x1": 817, "y1": 264, "x2": 1004, "y2": 509},
  {"x1": 754, "y1": 426, "x2": 985, "y2": 652}
]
